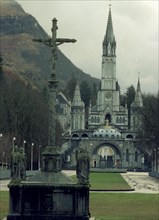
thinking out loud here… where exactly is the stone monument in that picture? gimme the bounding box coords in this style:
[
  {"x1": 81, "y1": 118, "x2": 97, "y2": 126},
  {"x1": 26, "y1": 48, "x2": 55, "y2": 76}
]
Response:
[{"x1": 7, "y1": 18, "x2": 90, "y2": 220}]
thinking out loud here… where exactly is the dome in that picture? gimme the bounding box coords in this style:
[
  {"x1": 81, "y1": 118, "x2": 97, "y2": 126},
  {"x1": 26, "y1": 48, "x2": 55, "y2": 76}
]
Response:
[{"x1": 92, "y1": 126, "x2": 121, "y2": 138}]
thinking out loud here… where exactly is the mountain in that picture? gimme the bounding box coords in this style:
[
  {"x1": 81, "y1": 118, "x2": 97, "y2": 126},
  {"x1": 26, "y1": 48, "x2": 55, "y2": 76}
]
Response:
[{"x1": 0, "y1": 0, "x2": 99, "y2": 91}]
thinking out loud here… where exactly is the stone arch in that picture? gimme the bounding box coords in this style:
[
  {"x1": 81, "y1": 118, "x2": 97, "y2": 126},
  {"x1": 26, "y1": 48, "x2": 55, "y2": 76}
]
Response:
[
  {"x1": 81, "y1": 133, "x2": 88, "y2": 138},
  {"x1": 72, "y1": 134, "x2": 79, "y2": 138},
  {"x1": 92, "y1": 142, "x2": 122, "y2": 168},
  {"x1": 126, "y1": 134, "x2": 133, "y2": 139}
]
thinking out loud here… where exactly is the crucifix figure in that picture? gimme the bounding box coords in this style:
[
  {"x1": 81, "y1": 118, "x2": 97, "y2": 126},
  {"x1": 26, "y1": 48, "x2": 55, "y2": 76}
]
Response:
[{"x1": 33, "y1": 18, "x2": 76, "y2": 147}]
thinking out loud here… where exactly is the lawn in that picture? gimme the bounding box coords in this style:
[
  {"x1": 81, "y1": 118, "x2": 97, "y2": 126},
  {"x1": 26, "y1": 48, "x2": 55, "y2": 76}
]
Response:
[
  {"x1": 1, "y1": 191, "x2": 158, "y2": 220},
  {"x1": 90, "y1": 193, "x2": 159, "y2": 220},
  {"x1": 89, "y1": 172, "x2": 131, "y2": 190},
  {"x1": 1, "y1": 173, "x2": 158, "y2": 219},
  {"x1": 0, "y1": 191, "x2": 9, "y2": 220},
  {"x1": 72, "y1": 172, "x2": 131, "y2": 190}
]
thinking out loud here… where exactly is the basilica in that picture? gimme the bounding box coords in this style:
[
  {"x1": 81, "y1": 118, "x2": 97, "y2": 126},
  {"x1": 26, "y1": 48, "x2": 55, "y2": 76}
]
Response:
[{"x1": 57, "y1": 7, "x2": 146, "y2": 169}]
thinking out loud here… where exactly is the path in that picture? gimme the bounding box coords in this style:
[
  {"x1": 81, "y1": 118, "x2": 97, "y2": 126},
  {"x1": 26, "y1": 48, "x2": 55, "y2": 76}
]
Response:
[
  {"x1": 121, "y1": 172, "x2": 159, "y2": 193},
  {"x1": 0, "y1": 171, "x2": 158, "y2": 193}
]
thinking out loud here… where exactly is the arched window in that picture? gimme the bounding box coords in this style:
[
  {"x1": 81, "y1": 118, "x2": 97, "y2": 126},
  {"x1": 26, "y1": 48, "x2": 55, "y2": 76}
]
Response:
[
  {"x1": 126, "y1": 134, "x2": 133, "y2": 139},
  {"x1": 126, "y1": 149, "x2": 129, "y2": 162},
  {"x1": 116, "y1": 117, "x2": 119, "y2": 123},
  {"x1": 135, "y1": 151, "x2": 138, "y2": 162},
  {"x1": 105, "y1": 113, "x2": 111, "y2": 123}
]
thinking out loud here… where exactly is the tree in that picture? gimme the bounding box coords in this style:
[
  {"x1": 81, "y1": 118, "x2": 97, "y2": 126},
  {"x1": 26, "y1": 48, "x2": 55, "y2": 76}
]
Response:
[
  {"x1": 91, "y1": 83, "x2": 98, "y2": 106},
  {"x1": 125, "y1": 85, "x2": 136, "y2": 129},
  {"x1": 80, "y1": 80, "x2": 91, "y2": 108},
  {"x1": 0, "y1": 53, "x2": 4, "y2": 81},
  {"x1": 140, "y1": 93, "x2": 159, "y2": 150},
  {"x1": 66, "y1": 75, "x2": 77, "y2": 101}
]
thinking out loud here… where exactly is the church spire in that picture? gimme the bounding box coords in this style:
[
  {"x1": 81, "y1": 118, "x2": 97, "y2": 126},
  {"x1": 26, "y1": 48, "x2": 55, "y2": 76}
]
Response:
[
  {"x1": 134, "y1": 76, "x2": 143, "y2": 107},
  {"x1": 103, "y1": 6, "x2": 116, "y2": 56},
  {"x1": 72, "y1": 83, "x2": 84, "y2": 107}
]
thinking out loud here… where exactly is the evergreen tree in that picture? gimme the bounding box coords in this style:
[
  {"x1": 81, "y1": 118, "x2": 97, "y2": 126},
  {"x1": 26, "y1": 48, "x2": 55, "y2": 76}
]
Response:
[
  {"x1": 125, "y1": 85, "x2": 136, "y2": 129},
  {"x1": 141, "y1": 93, "x2": 159, "y2": 150},
  {"x1": 80, "y1": 80, "x2": 91, "y2": 108},
  {"x1": 0, "y1": 53, "x2": 4, "y2": 81},
  {"x1": 91, "y1": 83, "x2": 98, "y2": 106},
  {"x1": 66, "y1": 75, "x2": 77, "y2": 101}
]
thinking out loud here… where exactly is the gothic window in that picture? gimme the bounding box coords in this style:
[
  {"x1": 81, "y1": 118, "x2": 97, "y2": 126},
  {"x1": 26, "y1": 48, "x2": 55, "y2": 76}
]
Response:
[
  {"x1": 126, "y1": 149, "x2": 129, "y2": 162},
  {"x1": 135, "y1": 151, "x2": 138, "y2": 162},
  {"x1": 119, "y1": 117, "x2": 122, "y2": 123},
  {"x1": 116, "y1": 117, "x2": 119, "y2": 123},
  {"x1": 105, "y1": 113, "x2": 111, "y2": 123},
  {"x1": 98, "y1": 117, "x2": 100, "y2": 123},
  {"x1": 123, "y1": 117, "x2": 125, "y2": 123},
  {"x1": 91, "y1": 117, "x2": 93, "y2": 123}
]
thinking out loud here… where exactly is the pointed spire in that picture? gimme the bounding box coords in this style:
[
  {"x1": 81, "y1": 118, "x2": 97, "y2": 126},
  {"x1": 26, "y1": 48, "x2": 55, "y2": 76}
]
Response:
[
  {"x1": 134, "y1": 75, "x2": 143, "y2": 107},
  {"x1": 72, "y1": 83, "x2": 84, "y2": 107},
  {"x1": 103, "y1": 5, "x2": 116, "y2": 56}
]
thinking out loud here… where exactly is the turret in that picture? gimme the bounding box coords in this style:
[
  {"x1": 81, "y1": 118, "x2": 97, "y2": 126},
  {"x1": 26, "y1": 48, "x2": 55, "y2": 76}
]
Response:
[
  {"x1": 134, "y1": 77, "x2": 143, "y2": 107},
  {"x1": 71, "y1": 83, "x2": 85, "y2": 130},
  {"x1": 72, "y1": 83, "x2": 84, "y2": 107}
]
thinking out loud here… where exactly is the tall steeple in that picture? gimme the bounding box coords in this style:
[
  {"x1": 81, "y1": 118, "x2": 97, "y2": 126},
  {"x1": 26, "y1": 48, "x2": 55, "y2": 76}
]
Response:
[
  {"x1": 71, "y1": 83, "x2": 85, "y2": 130},
  {"x1": 134, "y1": 76, "x2": 143, "y2": 107},
  {"x1": 72, "y1": 83, "x2": 84, "y2": 107},
  {"x1": 103, "y1": 6, "x2": 116, "y2": 56}
]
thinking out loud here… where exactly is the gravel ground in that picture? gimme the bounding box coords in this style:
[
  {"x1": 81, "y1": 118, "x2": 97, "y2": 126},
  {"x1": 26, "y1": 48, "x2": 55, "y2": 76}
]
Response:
[{"x1": 0, "y1": 171, "x2": 158, "y2": 193}]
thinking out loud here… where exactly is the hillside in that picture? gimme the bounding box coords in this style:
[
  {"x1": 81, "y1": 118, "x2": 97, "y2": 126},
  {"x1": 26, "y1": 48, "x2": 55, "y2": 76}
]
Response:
[{"x1": 0, "y1": 0, "x2": 99, "y2": 91}]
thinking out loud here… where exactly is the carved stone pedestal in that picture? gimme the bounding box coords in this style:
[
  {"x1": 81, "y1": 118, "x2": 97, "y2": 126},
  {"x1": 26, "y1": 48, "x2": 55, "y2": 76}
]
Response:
[{"x1": 7, "y1": 147, "x2": 90, "y2": 220}]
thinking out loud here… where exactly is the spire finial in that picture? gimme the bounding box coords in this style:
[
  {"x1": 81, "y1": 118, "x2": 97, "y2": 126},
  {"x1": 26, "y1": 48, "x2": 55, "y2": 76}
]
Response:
[{"x1": 109, "y1": 0, "x2": 112, "y2": 8}]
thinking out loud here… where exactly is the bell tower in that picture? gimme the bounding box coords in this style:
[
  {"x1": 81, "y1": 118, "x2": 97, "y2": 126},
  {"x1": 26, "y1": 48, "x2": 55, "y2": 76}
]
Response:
[{"x1": 101, "y1": 5, "x2": 116, "y2": 91}]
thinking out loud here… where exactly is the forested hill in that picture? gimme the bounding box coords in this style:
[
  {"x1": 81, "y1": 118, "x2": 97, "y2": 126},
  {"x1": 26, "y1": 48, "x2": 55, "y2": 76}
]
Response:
[{"x1": 0, "y1": 0, "x2": 99, "y2": 91}]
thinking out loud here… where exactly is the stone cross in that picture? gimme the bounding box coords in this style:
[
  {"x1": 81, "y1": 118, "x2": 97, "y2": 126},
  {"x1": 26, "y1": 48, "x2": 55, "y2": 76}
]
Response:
[{"x1": 33, "y1": 18, "x2": 76, "y2": 146}]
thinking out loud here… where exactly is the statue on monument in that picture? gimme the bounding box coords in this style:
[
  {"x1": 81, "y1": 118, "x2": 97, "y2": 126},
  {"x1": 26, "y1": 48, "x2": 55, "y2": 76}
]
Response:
[
  {"x1": 10, "y1": 145, "x2": 26, "y2": 180},
  {"x1": 19, "y1": 147, "x2": 27, "y2": 180},
  {"x1": 76, "y1": 146, "x2": 90, "y2": 185}
]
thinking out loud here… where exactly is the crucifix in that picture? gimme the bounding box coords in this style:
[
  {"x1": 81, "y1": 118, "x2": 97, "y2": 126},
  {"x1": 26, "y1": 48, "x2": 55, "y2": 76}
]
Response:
[{"x1": 33, "y1": 18, "x2": 76, "y2": 147}]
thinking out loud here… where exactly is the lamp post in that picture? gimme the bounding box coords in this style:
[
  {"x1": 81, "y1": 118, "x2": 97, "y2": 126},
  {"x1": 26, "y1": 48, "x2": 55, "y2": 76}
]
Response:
[
  {"x1": 0, "y1": 134, "x2": 2, "y2": 169},
  {"x1": 38, "y1": 145, "x2": 41, "y2": 170},
  {"x1": 13, "y1": 137, "x2": 16, "y2": 151},
  {"x1": 31, "y1": 143, "x2": 34, "y2": 171},
  {"x1": 23, "y1": 140, "x2": 26, "y2": 153},
  {"x1": 154, "y1": 149, "x2": 157, "y2": 173}
]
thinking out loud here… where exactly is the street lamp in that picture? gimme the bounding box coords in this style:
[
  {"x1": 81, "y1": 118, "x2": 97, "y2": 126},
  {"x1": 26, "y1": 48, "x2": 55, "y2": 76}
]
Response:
[
  {"x1": 31, "y1": 143, "x2": 34, "y2": 171},
  {"x1": 38, "y1": 145, "x2": 41, "y2": 170},
  {"x1": 0, "y1": 134, "x2": 2, "y2": 169},
  {"x1": 23, "y1": 140, "x2": 26, "y2": 153},
  {"x1": 13, "y1": 137, "x2": 16, "y2": 151}
]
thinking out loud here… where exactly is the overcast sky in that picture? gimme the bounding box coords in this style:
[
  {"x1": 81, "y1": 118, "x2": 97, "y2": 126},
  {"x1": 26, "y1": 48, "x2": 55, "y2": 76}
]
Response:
[{"x1": 16, "y1": 0, "x2": 158, "y2": 94}]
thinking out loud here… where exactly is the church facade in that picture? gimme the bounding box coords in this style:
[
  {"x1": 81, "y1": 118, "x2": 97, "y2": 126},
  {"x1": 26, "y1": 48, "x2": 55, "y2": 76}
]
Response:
[{"x1": 60, "y1": 7, "x2": 146, "y2": 170}]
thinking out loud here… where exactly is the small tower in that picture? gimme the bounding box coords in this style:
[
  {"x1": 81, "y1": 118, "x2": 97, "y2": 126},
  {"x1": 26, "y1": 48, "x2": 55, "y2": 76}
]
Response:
[
  {"x1": 134, "y1": 77, "x2": 143, "y2": 107},
  {"x1": 131, "y1": 76, "x2": 143, "y2": 130},
  {"x1": 71, "y1": 83, "x2": 85, "y2": 130}
]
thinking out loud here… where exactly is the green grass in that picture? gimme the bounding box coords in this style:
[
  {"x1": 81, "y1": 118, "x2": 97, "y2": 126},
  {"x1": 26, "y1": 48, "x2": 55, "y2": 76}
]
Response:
[
  {"x1": 90, "y1": 193, "x2": 159, "y2": 220},
  {"x1": 89, "y1": 172, "x2": 131, "y2": 190},
  {"x1": 1, "y1": 191, "x2": 158, "y2": 220},
  {"x1": 0, "y1": 191, "x2": 9, "y2": 220},
  {"x1": 72, "y1": 172, "x2": 131, "y2": 190}
]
